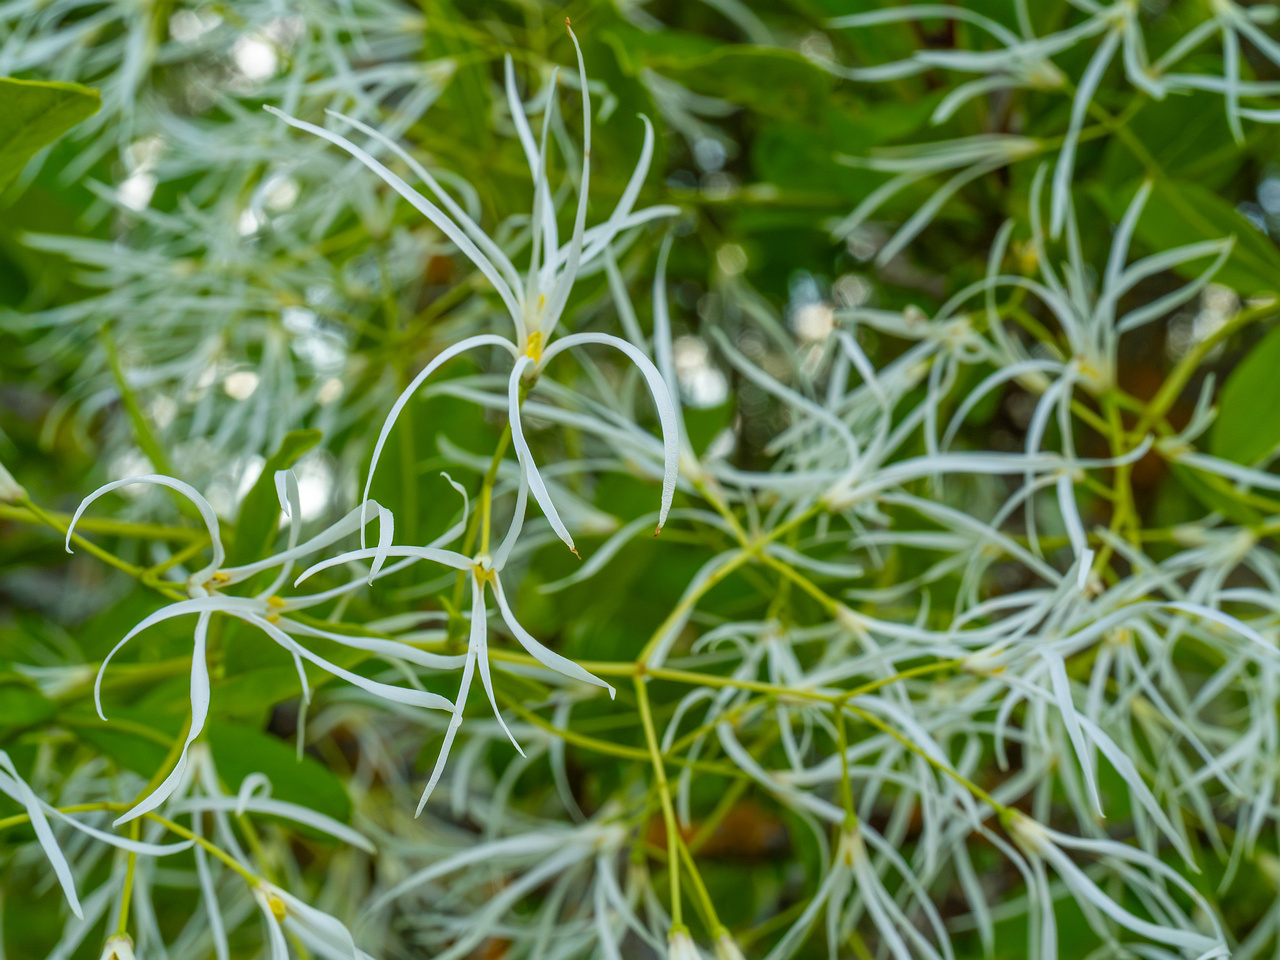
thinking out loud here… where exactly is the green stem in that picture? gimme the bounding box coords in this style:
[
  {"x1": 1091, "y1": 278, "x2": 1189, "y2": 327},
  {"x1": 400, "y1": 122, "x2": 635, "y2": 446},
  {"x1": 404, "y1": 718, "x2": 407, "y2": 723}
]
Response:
[{"x1": 635, "y1": 675, "x2": 682, "y2": 927}]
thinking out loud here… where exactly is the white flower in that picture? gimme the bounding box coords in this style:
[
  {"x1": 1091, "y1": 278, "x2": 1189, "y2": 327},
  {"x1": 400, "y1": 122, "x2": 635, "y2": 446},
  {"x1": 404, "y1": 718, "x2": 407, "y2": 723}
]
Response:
[
  {"x1": 296, "y1": 470, "x2": 615, "y2": 813},
  {"x1": 66, "y1": 470, "x2": 454, "y2": 823},
  {"x1": 266, "y1": 25, "x2": 680, "y2": 555}
]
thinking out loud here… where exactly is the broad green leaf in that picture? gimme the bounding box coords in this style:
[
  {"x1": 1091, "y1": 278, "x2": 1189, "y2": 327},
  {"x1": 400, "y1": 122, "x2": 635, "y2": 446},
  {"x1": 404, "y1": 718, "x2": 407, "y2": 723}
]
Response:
[
  {"x1": 0, "y1": 684, "x2": 55, "y2": 730},
  {"x1": 1095, "y1": 178, "x2": 1280, "y2": 296},
  {"x1": 227, "y1": 429, "x2": 322, "y2": 567},
  {"x1": 600, "y1": 23, "x2": 720, "y2": 76},
  {"x1": 665, "y1": 48, "x2": 834, "y2": 123},
  {"x1": 62, "y1": 704, "x2": 181, "y2": 778},
  {"x1": 205, "y1": 720, "x2": 352, "y2": 826},
  {"x1": 0, "y1": 78, "x2": 100, "y2": 193},
  {"x1": 1212, "y1": 323, "x2": 1280, "y2": 464}
]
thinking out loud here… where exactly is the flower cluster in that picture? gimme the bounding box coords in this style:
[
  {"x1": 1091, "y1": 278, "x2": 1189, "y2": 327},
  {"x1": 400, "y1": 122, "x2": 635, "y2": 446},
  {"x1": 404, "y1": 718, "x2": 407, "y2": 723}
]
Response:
[{"x1": 3, "y1": 3, "x2": 1279, "y2": 960}]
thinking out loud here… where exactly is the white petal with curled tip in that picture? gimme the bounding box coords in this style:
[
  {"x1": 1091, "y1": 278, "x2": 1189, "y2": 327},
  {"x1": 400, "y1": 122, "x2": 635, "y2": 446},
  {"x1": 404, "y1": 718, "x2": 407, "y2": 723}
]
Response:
[
  {"x1": 219, "y1": 499, "x2": 394, "y2": 584},
  {"x1": 245, "y1": 614, "x2": 454, "y2": 713},
  {"x1": 435, "y1": 471, "x2": 471, "y2": 548},
  {"x1": 260, "y1": 470, "x2": 303, "y2": 598},
  {"x1": 492, "y1": 575, "x2": 614, "y2": 698},
  {"x1": 94, "y1": 596, "x2": 262, "y2": 721},
  {"x1": 236, "y1": 772, "x2": 272, "y2": 816},
  {"x1": 266, "y1": 107, "x2": 523, "y2": 326},
  {"x1": 359, "y1": 334, "x2": 518, "y2": 540},
  {"x1": 67, "y1": 475, "x2": 224, "y2": 585},
  {"x1": 0, "y1": 751, "x2": 81, "y2": 918},
  {"x1": 540, "y1": 332, "x2": 679, "y2": 531},
  {"x1": 367, "y1": 503, "x2": 394, "y2": 583},
  {"x1": 508, "y1": 356, "x2": 576, "y2": 553},
  {"x1": 116, "y1": 610, "x2": 213, "y2": 825}
]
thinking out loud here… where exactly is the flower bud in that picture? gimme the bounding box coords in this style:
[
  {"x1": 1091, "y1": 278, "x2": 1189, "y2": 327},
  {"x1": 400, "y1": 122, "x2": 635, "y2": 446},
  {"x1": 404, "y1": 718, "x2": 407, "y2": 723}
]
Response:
[
  {"x1": 714, "y1": 932, "x2": 745, "y2": 960},
  {"x1": 100, "y1": 934, "x2": 136, "y2": 960},
  {"x1": 668, "y1": 929, "x2": 700, "y2": 960},
  {"x1": 0, "y1": 461, "x2": 25, "y2": 503}
]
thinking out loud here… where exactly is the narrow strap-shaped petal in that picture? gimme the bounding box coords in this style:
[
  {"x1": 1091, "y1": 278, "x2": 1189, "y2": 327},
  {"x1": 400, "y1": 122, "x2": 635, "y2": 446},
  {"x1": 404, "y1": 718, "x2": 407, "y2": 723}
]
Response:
[
  {"x1": 415, "y1": 588, "x2": 481, "y2": 816},
  {"x1": 279, "y1": 617, "x2": 467, "y2": 671},
  {"x1": 276, "y1": 886, "x2": 360, "y2": 959},
  {"x1": 0, "y1": 751, "x2": 81, "y2": 918},
  {"x1": 115, "y1": 610, "x2": 214, "y2": 825},
  {"x1": 294, "y1": 544, "x2": 471, "y2": 586},
  {"x1": 508, "y1": 356, "x2": 576, "y2": 553},
  {"x1": 505, "y1": 55, "x2": 559, "y2": 266},
  {"x1": 67, "y1": 475, "x2": 224, "y2": 585},
  {"x1": 36, "y1": 804, "x2": 195, "y2": 855},
  {"x1": 828, "y1": 5, "x2": 1021, "y2": 45},
  {"x1": 367, "y1": 502, "x2": 394, "y2": 583},
  {"x1": 1041, "y1": 650, "x2": 1102, "y2": 817},
  {"x1": 173, "y1": 795, "x2": 374, "y2": 852},
  {"x1": 191, "y1": 815, "x2": 229, "y2": 960},
  {"x1": 540, "y1": 332, "x2": 679, "y2": 532},
  {"x1": 326, "y1": 110, "x2": 523, "y2": 300},
  {"x1": 492, "y1": 464, "x2": 529, "y2": 572},
  {"x1": 473, "y1": 580, "x2": 525, "y2": 755},
  {"x1": 649, "y1": 233, "x2": 691, "y2": 455},
  {"x1": 244, "y1": 614, "x2": 454, "y2": 712},
  {"x1": 266, "y1": 107, "x2": 523, "y2": 326},
  {"x1": 492, "y1": 575, "x2": 614, "y2": 698},
  {"x1": 259, "y1": 469, "x2": 302, "y2": 598},
  {"x1": 539, "y1": 25, "x2": 592, "y2": 338},
  {"x1": 1050, "y1": 27, "x2": 1121, "y2": 237}
]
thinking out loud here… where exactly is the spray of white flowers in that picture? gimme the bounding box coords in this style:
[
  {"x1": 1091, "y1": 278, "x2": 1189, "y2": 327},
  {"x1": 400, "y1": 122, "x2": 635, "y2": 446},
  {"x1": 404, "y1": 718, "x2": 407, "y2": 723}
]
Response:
[{"x1": 5, "y1": 2, "x2": 1280, "y2": 959}]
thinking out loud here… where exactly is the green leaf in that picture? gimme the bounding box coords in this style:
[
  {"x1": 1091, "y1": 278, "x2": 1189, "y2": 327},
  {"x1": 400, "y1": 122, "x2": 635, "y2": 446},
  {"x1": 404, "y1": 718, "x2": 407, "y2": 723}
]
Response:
[
  {"x1": 1095, "y1": 178, "x2": 1280, "y2": 297},
  {"x1": 204, "y1": 720, "x2": 352, "y2": 826},
  {"x1": 227, "y1": 429, "x2": 322, "y2": 567},
  {"x1": 0, "y1": 78, "x2": 100, "y2": 193},
  {"x1": 0, "y1": 684, "x2": 55, "y2": 730},
  {"x1": 62, "y1": 705, "x2": 181, "y2": 778},
  {"x1": 1212, "y1": 323, "x2": 1280, "y2": 464},
  {"x1": 666, "y1": 48, "x2": 834, "y2": 123}
]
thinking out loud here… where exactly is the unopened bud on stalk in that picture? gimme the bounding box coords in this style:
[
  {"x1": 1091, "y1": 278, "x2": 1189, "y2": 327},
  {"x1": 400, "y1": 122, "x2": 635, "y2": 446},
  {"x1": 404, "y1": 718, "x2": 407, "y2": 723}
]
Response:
[
  {"x1": 669, "y1": 929, "x2": 701, "y2": 960},
  {"x1": 100, "y1": 934, "x2": 136, "y2": 960},
  {"x1": 0, "y1": 461, "x2": 25, "y2": 503}
]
